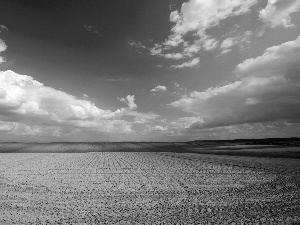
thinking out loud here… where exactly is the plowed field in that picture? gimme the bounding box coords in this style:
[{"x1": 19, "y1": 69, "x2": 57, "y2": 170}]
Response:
[{"x1": 1, "y1": 147, "x2": 300, "y2": 224}]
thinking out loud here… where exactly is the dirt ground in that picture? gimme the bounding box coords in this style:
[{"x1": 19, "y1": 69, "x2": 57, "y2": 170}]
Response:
[{"x1": 1, "y1": 151, "x2": 300, "y2": 224}]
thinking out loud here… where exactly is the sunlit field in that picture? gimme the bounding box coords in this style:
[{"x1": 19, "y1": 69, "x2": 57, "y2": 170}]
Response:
[{"x1": 1, "y1": 143, "x2": 300, "y2": 224}]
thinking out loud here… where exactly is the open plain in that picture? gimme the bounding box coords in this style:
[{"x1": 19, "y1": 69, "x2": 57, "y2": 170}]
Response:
[{"x1": 1, "y1": 142, "x2": 300, "y2": 224}]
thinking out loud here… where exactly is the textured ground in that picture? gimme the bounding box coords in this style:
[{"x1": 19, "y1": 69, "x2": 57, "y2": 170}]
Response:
[{"x1": 1, "y1": 151, "x2": 300, "y2": 224}]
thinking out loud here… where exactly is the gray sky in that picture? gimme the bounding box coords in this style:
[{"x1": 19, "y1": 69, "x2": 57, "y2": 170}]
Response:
[{"x1": 0, "y1": 0, "x2": 300, "y2": 141}]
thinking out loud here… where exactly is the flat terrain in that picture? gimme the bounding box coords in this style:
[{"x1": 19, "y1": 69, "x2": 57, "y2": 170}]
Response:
[
  {"x1": 1, "y1": 145, "x2": 300, "y2": 224},
  {"x1": 1, "y1": 142, "x2": 300, "y2": 158}
]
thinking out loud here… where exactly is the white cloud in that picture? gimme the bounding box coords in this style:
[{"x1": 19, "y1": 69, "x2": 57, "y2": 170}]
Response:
[
  {"x1": 150, "y1": 44, "x2": 163, "y2": 55},
  {"x1": 145, "y1": 0, "x2": 258, "y2": 68},
  {"x1": 134, "y1": 118, "x2": 148, "y2": 124},
  {"x1": 219, "y1": 48, "x2": 232, "y2": 56},
  {"x1": 170, "y1": 57, "x2": 200, "y2": 69},
  {"x1": 119, "y1": 95, "x2": 137, "y2": 110},
  {"x1": 259, "y1": 0, "x2": 300, "y2": 28},
  {"x1": 171, "y1": 36, "x2": 300, "y2": 129},
  {"x1": 218, "y1": 31, "x2": 253, "y2": 56},
  {"x1": 162, "y1": 53, "x2": 184, "y2": 60},
  {"x1": 0, "y1": 39, "x2": 7, "y2": 64},
  {"x1": 0, "y1": 25, "x2": 8, "y2": 31},
  {"x1": 170, "y1": 117, "x2": 204, "y2": 130},
  {"x1": 146, "y1": 125, "x2": 168, "y2": 132},
  {"x1": 165, "y1": 0, "x2": 257, "y2": 49},
  {"x1": 128, "y1": 111, "x2": 159, "y2": 122},
  {"x1": 245, "y1": 98, "x2": 261, "y2": 105},
  {"x1": 128, "y1": 40, "x2": 146, "y2": 49},
  {"x1": 220, "y1": 38, "x2": 238, "y2": 49},
  {"x1": 236, "y1": 35, "x2": 300, "y2": 77},
  {"x1": 150, "y1": 85, "x2": 167, "y2": 92},
  {"x1": 202, "y1": 37, "x2": 219, "y2": 51},
  {"x1": 143, "y1": 116, "x2": 204, "y2": 136},
  {"x1": 0, "y1": 121, "x2": 15, "y2": 132},
  {"x1": 0, "y1": 70, "x2": 134, "y2": 136},
  {"x1": 166, "y1": 0, "x2": 257, "y2": 42}
]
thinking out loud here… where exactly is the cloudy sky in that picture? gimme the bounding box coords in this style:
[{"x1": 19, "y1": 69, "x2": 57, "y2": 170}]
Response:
[{"x1": 0, "y1": 0, "x2": 300, "y2": 142}]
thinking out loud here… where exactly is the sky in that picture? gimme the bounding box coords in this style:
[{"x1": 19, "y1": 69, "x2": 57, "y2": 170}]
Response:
[{"x1": 0, "y1": 0, "x2": 300, "y2": 142}]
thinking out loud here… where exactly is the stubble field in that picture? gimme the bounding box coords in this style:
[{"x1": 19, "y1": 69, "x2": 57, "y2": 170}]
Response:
[{"x1": 0, "y1": 143, "x2": 300, "y2": 224}]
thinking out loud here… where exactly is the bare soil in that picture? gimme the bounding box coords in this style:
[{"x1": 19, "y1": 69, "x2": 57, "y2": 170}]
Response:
[{"x1": 1, "y1": 146, "x2": 300, "y2": 224}]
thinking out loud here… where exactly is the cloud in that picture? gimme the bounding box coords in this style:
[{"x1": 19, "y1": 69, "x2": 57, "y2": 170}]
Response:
[
  {"x1": 220, "y1": 38, "x2": 238, "y2": 49},
  {"x1": 146, "y1": 125, "x2": 168, "y2": 132},
  {"x1": 219, "y1": 38, "x2": 238, "y2": 55},
  {"x1": 127, "y1": 40, "x2": 146, "y2": 49},
  {"x1": 236, "y1": 36, "x2": 300, "y2": 78},
  {"x1": 259, "y1": 0, "x2": 300, "y2": 28},
  {"x1": 0, "y1": 25, "x2": 7, "y2": 63},
  {"x1": 119, "y1": 95, "x2": 137, "y2": 110},
  {"x1": 167, "y1": 0, "x2": 257, "y2": 39},
  {"x1": 218, "y1": 31, "x2": 253, "y2": 56},
  {"x1": 150, "y1": 44, "x2": 163, "y2": 55},
  {"x1": 0, "y1": 25, "x2": 8, "y2": 31},
  {"x1": 0, "y1": 39, "x2": 7, "y2": 64},
  {"x1": 150, "y1": 85, "x2": 167, "y2": 92},
  {"x1": 164, "y1": 1, "x2": 256, "y2": 51},
  {"x1": 143, "y1": 116, "x2": 204, "y2": 136},
  {"x1": 0, "y1": 70, "x2": 134, "y2": 136},
  {"x1": 161, "y1": 53, "x2": 184, "y2": 60},
  {"x1": 171, "y1": 36, "x2": 300, "y2": 129},
  {"x1": 170, "y1": 58, "x2": 200, "y2": 69},
  {"x1": 145, "y1": 0, "x2": 258, "y2": 69},
  {"x1": 128, "y1": 111, "x2": 159, "y2": 122},
  {"x1": 168, "y1": 117, "x2": 204, "y2": 131},
  {"x1": 83, "y1": 25, "x2": 103, "y2": 36}
]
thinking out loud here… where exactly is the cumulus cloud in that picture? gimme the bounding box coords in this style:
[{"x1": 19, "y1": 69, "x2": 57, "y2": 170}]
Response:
[
  {"x1": 129, "y1": 111, "x2": 159, "y2": 123},
  {"x1": 166, "y1": 0, "x2": 257, "y2": 44},
  {"x1": 168, "y1": 117, "x2": 204, "y2": 131},
  {"x1": 0, "y1": 70, "x2": 133, "y2": 136},
  {"x1": 0, "y1": 25, "x2": 7, "y2": 63},
  {"x1": 219, "y1": 38, "x2": 238, "y2": 55},
  {"x1": 146, "y1": 0, "x2": 258, "y2": 67},
  {"x1": 118, "y1": 95, "x2": 137, "y2": 110},
  {"x1": 218, "y1": 31, "x2": 253, "y2": 56},
  {"x1": 150, "y1": 85, "x2": 167, "y2": 92},
  {"x1": 143, "y1": 0, "x2": 258, "y2": 69},
  {"x1": 236, "y1": 35, "x2": 300, "y2": 78},
  {"x1": 127, "y1": 40, "x2": 146, "y2": 49},
  {"x1": 171, "y1": 36, "x2": 300, "y2": 129},
  {"x1": 170, "y1": 58, "x2": 200, "y2": 69},
  {"x1": 259, "y1": 0, "x2": 300, "y2": 28},
  {"x1": 161, "y1": 53, "x2": 184, "y2": 60},
  {"x1": 0, "y1": 39, "x2": 7, "y2": 64},
  {"x1": 221, "y1": 38, "x2": 238, "y2": 49}
]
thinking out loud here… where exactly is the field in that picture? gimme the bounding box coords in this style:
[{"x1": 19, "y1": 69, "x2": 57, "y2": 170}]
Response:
[{"x1": 1, "y1": 143, "x2": 300, "y2": 224}]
